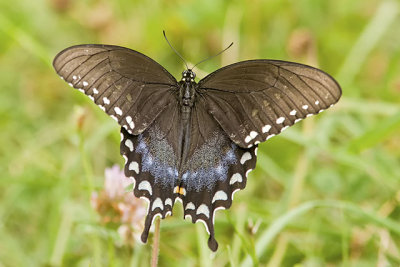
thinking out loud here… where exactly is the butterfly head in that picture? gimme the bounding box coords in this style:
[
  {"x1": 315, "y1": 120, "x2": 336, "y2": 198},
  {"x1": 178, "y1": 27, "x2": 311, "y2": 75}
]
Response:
[{"x1": 181, "y1": 69, "x2": 196, "y2": 82}]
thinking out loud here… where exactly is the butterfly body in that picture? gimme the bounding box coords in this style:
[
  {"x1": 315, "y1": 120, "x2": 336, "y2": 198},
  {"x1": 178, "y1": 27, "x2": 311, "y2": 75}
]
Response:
[{"x1": 53, "y1": 44, "x2": 341, "y2": 251}]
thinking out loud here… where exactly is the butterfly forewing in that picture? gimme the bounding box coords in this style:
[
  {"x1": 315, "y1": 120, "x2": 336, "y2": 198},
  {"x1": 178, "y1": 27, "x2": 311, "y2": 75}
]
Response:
[
  {"x1": 53, "y1": 44, "x2": 178, "y2": 135},
  {"x1": 198, "y1": 60, "x2": 342, "y2": 148}
]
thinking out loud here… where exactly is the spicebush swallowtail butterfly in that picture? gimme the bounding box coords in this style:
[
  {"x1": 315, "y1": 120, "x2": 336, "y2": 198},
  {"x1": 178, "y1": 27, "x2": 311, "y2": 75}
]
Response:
[{"x1": 53, "y1": 38, "x2": 341, "y2": 251}]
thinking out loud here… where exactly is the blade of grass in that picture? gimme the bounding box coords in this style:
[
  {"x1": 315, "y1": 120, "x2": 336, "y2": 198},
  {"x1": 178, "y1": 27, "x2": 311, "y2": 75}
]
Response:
[
  {"x1": 348, "y1": 111, "x2": 400, "y2": 153},
  {"x1": 336, "y1": 0, "x2": 399, "y2": 86},
  {"x1": 0, "y1": 13, "x2": 52, "y2": 68},
  {"x1": 240, "y1": 200, "x2": 400, "y2": 267}
]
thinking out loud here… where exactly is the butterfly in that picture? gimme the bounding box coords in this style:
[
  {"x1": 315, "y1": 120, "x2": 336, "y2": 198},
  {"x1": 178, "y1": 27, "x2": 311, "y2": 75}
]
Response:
[{"x1": 53, "y1": 40, "x2": 341, "y2": 251}]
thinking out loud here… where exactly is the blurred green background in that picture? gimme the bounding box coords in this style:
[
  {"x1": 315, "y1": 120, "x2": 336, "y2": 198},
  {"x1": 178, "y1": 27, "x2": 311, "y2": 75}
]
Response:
[{"x1": 1, "y1": 0, "x2": 400, "y2": 266}]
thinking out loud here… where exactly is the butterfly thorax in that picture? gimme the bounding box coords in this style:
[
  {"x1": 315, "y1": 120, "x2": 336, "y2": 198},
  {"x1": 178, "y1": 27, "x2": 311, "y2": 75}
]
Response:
[{"x1": 179, "y1": 69, "x2": 197, "y2": 108}]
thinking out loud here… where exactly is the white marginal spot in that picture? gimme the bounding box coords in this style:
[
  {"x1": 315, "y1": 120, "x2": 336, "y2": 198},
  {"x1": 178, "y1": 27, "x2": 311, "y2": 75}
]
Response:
[
  {"x1": 185, "y1": 202, "x2": 195, "y2": 210},
  {"x1": 247, "y1": 144, "x2": 253, "y2": 148},
  {"x1": 152, "y1": 198, "x2": 163, "y2": 211},
  {"x1": 306, "y1": 114, "x2": 313, "y2": 117},
  {"x1": 114, "y1": 107, "x2": 123, "y2": 116},
  {"x1": 126, "y1": 116, "x2": 135, "y2": 129},
  {"x1": 122, "y1": 155, "x2": 128, "y2": 164},
  {"x1": 103, "y1": 97, "x2": 110, "y2": 105},
  {"x1": 128, "y1": 161, "x2": 139, "y2": 173},
  {"x1": 184, "y1": 214, "x2": 192, "y2": 221},
  {"x1": 72, "y1": 75, "x2": 77, "y2": 80},
  {"x1": 140, "y1": 197, "x2": 150, "y2": 214},
  {"x1": 68, "y1": 83, "x2": 73, "y2": 87},
  {"x1": 281, "y1": 126, "x2": 289, "y2": 132},
  {"x1": 165, "y1": 211, "x2": 172, "y2": 217},
  {"x1": 266, "y1": 134, "x2": 275, "y2": 140},
  {"x1": 302, "y1": 104, "x2": 309, "y2": 110},
  {"x1": 212, "y1": 191, "x2": 228, "y2": 203},
  {"x1": 245, "y1": 135, "x2": 252, "y2": 143},
  {"x1": 329, "y1": 104, "x2": 334, "y2": 107},
  {"x1": 255, "y1": 141, "x2": 260, "y2": 145},
  {"x1": 138, "y1": 181, "x2": 152, "y2": 195},
  {"x1": 246, "y1": 169, "x2": 253, "y2": 177},
  {"x1": 196, "y1": 219, "x2": 210, "y2": 234},
  {"x1": 180, "y1": 188, "x2": 186, "y2": 196},
  {"x1": 83, "y1": 81, "x2": 88, "y2": 87},
  {"x1": 290, "y1": 110, "x2": 297, "y2": 116},
  {"x1": 212, "y1": 206, "x2": 226, "y2": 224},
  {"x1": 230, "y1": 173, "x2": 243, "y2": 185},
  {"x1": 255, "y1": 147, "x2": 258, "y2": 156},
  {"x1": 110, "y1": 115, "x2": 118, "y2": 122},
  {"x1": 294, "y1": 118, "x2": 302, "y2": 123},
  {"x1": 150, "y1": 213, "x2": 162, "y2": 228},
  {"x1": 88, "y1": 95, "x2": 94, "y2": 101},
  {"x1": 78, "y1": 89, "x2": 85, "y2": 93},
  {"x1": 165, "y1": 198, "x2": 172, "y2": 207},
  {"x1": 315, "y1": 100, "x2": 320, "y2": 105},
  {"x1": 196, "y1": 204, "x2": 210, "y2": 218},
  {"x1": 318, "y1": 109, "x2": 325, "y2": 113},
  {"x1": 250, "y1": 131, "x2": 258, "y2": 139},
  {"x1": 262, "y1": 124, "x2": 271, "y2": 133},
  {"x1": 60, "y1": 76, "x2": 64, "y2": 80},
  {"x1": 232, "y1": 188, "x2": 240, "y2": 200},
  {"x1": 93, "y1": 88, "x2": 99, "y2": 94},
  {"x1": 276, "y1": 117, "x2": 285, "y2": 124},
  {"x1": 120, "y1": 132, "x2": 124, "y2": 141},
  {"x1": 99, "y1": 105, "x2": 106, "y2": 111},
  {"x1": 240, "y1": 152, "x2": 252, "y2": 164}
]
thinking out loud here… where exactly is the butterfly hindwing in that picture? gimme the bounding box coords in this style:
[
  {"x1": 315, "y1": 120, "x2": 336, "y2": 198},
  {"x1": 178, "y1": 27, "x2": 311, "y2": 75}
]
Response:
[
  {"x1": 120, "y1": 102, "x2": 181, "y2": 243},
  {"x1": 198, "y1": 60, "x2": 342, "y2": 148},
  {"x1": 178, "y1": 99, "x2": 257, "y2": 251},
  {"x1": 53, "y1": 44, "x2": 178, "y2": 135}
]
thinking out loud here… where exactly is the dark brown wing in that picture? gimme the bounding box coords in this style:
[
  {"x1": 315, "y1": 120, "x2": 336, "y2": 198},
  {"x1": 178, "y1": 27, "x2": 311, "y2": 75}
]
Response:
[
  {"x1": 53, "y1": 44, "x2": 178, "y2": 135},
  {"x1": 179, "y1": 96, "x2": 257, "y2": 251},
  {"x1": 198, "y1": 60, "x2": 341, "y2": 148}
]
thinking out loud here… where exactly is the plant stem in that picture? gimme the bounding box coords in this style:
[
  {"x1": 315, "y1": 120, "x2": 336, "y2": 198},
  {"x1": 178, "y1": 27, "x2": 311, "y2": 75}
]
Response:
[{"x1": 151, "y1": 217, "x2": 161, "y2": 267}]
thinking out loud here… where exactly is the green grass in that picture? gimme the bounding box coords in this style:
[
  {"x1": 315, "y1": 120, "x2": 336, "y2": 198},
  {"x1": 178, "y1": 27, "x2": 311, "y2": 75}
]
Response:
[{"x1": 1, "y1": 0, "x2": 400, "y2": 266}]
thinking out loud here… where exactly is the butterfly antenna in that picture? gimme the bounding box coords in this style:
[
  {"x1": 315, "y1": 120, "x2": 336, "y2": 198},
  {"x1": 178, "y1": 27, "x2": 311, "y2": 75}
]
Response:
[
  {"x1": 192, "y1": 42, "x2": 234, "y2": 70},
  {"x1": 163, "y1": 30, "x2": 189, "y2": 70}
]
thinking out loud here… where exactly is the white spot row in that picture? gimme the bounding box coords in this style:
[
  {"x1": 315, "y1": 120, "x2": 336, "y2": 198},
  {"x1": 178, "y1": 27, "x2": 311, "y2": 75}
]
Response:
[
  {"x1": 212, "y1": 190, "x2": 228, "y2": 203},
  {"x1": 276, "y1": 117, "x2": 285, "y2": 124},
  {"x1": 125, "y1": 139, "x2": 134, "y2": 152},
  {"x1": 230, "y1": 173, "x2": 242, "y2": 185},
  {"x1": 262, "y1": 124, "x2": 271, "y2": 133},
  {"x1": 165, "y1": 198, "x2": 172, "y2": 207},
  {"x1": 128, "y1": 161, "x2": 139, "y2": 173},
  {"x1": 103, "y1": 97, "x2": 110, "y2": 105},
  {"x1": 240, "y1": 152, "x2": 252, "y2": 164},
  {"x1": 152, "y1": 198, "x2": 163, "y2": 211},
  {"x1": 196, "y1": 204, "x2": 210, "y2": 217},
  {"x1": 245, "y1": 131, "x2": 258, "y2": 143},
  {"x1": 126, "y1": 116, "x2": 135, "y2": 129},
  {"x1": 114, "y1": 107, "x2": 123, "y2": 116},
  {"x1": 138, "y1": 180, "x2": 152, "y2": 195}
]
